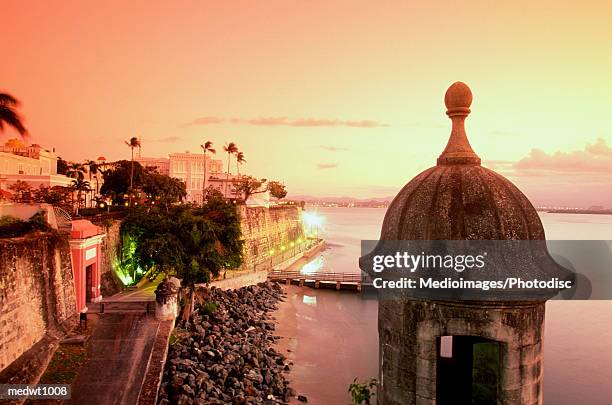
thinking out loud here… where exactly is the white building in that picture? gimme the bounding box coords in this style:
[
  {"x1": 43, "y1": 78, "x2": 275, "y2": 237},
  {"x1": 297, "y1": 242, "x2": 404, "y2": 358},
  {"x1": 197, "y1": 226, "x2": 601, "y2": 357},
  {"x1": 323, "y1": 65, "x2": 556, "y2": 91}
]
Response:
[
  {"x1": 136, "y1": 151, "x2": 242, "y2": 203},
  {"x1": 0, "y1": 140, "x2": 73, "y2": 192}
]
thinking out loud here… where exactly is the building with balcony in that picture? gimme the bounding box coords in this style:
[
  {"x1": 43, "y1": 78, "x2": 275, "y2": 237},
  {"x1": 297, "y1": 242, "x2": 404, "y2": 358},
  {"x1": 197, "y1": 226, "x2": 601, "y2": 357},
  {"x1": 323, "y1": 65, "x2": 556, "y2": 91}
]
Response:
[
  {"x1": 136, "y1": 151, "x2": 239, "y2": 203},
  {"x1": 0, "y1": 139, "x2": 73, "y2": 192}
]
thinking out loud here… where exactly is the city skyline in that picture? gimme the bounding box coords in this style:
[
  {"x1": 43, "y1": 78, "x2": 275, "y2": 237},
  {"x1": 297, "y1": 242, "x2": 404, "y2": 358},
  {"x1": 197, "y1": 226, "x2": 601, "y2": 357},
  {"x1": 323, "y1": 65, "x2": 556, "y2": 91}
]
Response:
[{"x1": 2, "y1": 1, "x2": 612, "y2": 206}]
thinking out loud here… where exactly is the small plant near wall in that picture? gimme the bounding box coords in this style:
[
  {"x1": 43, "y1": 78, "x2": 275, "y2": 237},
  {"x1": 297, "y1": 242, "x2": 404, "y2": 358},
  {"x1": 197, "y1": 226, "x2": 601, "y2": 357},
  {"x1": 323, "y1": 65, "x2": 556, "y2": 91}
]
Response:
[{"x1": 348, "y1": 377, "x2": 377, "y2": 405}]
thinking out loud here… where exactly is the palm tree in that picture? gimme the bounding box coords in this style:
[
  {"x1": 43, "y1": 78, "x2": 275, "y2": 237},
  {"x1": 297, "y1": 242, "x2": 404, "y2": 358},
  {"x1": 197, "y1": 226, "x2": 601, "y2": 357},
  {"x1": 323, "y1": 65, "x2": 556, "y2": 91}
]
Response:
[
  {"x1": 0, "y1": 93, "x2": 28, "y2": 138},
  {"x1": 66, "y1": 162, "x2": 85, "y2": 180},
  {"x1": 223, "y1": 142, "x2": 238, "y2": 196},
  {"x1": 71, "y1": 179, "x2": 91, "y2": 215},
  {"x1": 85, "y1": 160, "x2": 100, "y2": 206},
  {"x1": 125, "y1": 136, "x2": 141, "y2": 204},
  {"x1": 200, "y1": 141, "x2": 216, "y2": 204},
  {"x1": 236, "y1": 151, "x2": 246, "y2": 175}
]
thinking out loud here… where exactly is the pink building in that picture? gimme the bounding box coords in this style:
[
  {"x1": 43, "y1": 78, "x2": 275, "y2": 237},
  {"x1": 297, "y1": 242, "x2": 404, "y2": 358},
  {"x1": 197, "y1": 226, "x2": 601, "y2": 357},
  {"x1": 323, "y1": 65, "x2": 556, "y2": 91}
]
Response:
[{"x1": 69, "y1": 219, "x2": 106, "y2": 312}]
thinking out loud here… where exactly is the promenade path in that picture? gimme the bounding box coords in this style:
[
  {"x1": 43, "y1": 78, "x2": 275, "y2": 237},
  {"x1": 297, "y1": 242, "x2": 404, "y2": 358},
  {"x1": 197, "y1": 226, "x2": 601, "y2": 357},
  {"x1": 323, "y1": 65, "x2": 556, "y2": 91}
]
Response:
[
  {"x1": 71, "y1": 280, "x2": 162, "y2": 405},
  {"x1": 69, "y1": 313, "x2": 159, "y2": 405}
]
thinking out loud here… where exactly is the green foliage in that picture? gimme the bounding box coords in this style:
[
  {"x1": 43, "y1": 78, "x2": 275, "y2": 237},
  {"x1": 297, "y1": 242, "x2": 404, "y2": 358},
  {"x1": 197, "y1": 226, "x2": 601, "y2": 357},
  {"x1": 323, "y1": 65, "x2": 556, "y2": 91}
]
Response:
[
  {"x1": 142, "y1": 171, "x2": 187, "y2": 209},
  {"x1": 0, "y1": 92, "x2": 28, "y2": 137},
  {"x1": 232, "y1": 175, "x2": 267, "y2": 202},
  {"x1": 267, "y1": 180, "x2": 287, "y2": 199},
  {"x1": 348, "y1": 378, "x2": 377, "y2": 405},
  {"x1": 198, "y1": 301, "x2": 218, "y2": 316},
  {"x1": 100, "y1": 160, "x2": 186, "y2": 207},
  {"x1": 472, "y1": 342, "x2": 500, "y2": 404},
  {"x1": 99, "y1": 160, "x2": 147, "y2": 202},
  {"x1": 57, "y1": 157, "x2": 68, "y2": 175},
  {"x1": 8, "y1": 180, "x2": 33, "y2": 202},
  {"x1": 119, "y1": 197, "x2": 244, "y2": 288},
  {"x1": 34, "y1": 185, "x2": 72, "y2": 207},
  {"x1": 0, "y1": 211, "x2": 52, "y2": 238}
]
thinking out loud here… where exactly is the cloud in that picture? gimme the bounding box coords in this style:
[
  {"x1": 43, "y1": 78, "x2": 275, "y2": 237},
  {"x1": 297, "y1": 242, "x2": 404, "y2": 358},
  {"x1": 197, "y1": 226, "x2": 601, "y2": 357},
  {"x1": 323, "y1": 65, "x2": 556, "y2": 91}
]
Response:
[
  {"x1": 513, "y1": 138, "x2": 612, "y2": 174},
  {"x1": 320, "y1": 145, "x2": 349, "y2": 152},
  {"x1": 484, "y1": 138, "x2": 612, "y2": 179},
  {"x1": 317, "y1": 163, "x2": 337, "y2": 169},
  {"x1": 181, "y1": 116, "x2": 389, "y2": 128},
  {"x1": 182, "y1": 116, "x2": 225, "y2": 127}
]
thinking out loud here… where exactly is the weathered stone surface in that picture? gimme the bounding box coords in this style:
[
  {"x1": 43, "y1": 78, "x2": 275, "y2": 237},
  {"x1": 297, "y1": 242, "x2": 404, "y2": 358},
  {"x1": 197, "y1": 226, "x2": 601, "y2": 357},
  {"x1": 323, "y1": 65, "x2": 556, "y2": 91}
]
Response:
[
  {"x1": 238, "y1": 206, "x2": 305, "y2": 271},
  {"x1": 375, "y1": 83, "x2": 550, "y2": 405},
  {"x1": 0, "y1": 234, "x2": 76, "y2": 372}
]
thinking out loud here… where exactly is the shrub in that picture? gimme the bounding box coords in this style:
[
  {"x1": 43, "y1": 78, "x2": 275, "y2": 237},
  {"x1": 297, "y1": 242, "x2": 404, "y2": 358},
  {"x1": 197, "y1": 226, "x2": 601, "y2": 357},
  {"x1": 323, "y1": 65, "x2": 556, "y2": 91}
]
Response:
[
  {"x1": 198, "y1": 301, "x2": 219, "y2": 316},
  {"x1": 0, "y1": 212, "x2": 51, "y2": 238},
  {"x1": 348, "y1": 377, "x2": 378, "y2": 405}
]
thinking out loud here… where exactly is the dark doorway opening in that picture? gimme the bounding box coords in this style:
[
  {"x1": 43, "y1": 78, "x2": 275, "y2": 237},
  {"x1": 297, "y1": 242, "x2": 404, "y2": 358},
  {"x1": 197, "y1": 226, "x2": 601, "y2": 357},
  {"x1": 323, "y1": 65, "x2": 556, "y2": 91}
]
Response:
[
  {"x1": 436, "y1": 335, "x2": 501, "y2": 405},
  {"x1": 86, "y1": 264, "x2": 94, "y2": 303}
]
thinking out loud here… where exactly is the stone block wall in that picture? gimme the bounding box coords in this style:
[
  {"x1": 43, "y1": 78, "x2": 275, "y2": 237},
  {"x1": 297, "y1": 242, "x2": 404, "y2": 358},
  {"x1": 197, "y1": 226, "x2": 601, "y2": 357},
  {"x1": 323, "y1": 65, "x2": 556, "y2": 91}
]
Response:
[
  {"x1": 208, "y1": 270, "x2": 268, "y2": 291},
  {"x1": 238, "y1": 205, "x2": 304, "y2": 271},
  {"x1": 92, "y1": 218, "x2": 124, "y2": 296},
  {"x1": 0, "y1": 234, "x2": 76, "y2": 372},
  {"x1": 378, "y1": 299, "x2": 546, "y2": 405}
]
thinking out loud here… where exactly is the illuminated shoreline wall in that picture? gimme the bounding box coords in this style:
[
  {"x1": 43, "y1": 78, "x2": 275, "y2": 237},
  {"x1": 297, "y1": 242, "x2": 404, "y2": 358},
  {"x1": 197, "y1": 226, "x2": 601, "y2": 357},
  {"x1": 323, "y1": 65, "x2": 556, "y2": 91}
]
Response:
[{"x1": 238, "y1": 205, "x2": 305, "y2": 271}]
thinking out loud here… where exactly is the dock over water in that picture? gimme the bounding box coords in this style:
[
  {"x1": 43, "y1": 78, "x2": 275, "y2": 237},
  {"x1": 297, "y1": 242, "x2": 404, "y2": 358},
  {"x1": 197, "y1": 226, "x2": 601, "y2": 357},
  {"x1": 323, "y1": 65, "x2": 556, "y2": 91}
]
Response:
[{"x1": 268, "y1": 269, "x2": 364, "y2": 291}]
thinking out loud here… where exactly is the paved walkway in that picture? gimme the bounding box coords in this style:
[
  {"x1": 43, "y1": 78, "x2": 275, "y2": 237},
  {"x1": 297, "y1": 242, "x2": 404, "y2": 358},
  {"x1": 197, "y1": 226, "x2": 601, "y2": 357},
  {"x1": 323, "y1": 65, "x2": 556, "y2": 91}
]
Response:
[{"x1": 68, "y1": 314, "x2": 160, "y2": 405}]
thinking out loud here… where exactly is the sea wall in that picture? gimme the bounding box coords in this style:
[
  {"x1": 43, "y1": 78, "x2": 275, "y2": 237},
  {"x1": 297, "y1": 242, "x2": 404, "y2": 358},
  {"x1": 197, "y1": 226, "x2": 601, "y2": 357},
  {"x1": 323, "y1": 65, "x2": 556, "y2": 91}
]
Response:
[
  {"x1": 0, "y1": 234, "x2": 76, "y2": 372},
  {"x1": 209, "y1": 270, "x2": 268, "y2": 290},
  {"x1": 238, "y1": 205, "x2": 305, "y2": 271}
]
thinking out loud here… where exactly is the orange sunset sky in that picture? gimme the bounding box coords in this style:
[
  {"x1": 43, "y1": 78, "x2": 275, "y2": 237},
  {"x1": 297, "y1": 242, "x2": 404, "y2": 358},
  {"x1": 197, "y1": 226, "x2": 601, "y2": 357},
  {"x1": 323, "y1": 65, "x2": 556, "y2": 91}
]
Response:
[{"x1": 1, "y1": 1, "x2": 612, "y2": 206}]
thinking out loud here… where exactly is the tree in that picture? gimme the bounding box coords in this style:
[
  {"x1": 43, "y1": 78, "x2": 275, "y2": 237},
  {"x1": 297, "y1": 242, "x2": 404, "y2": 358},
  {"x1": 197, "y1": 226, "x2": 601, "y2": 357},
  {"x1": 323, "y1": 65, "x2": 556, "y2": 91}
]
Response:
[
  {"x1": 0, "y1": 93, "x2": 28, "y2": 138},
  {"x1": 142, "y1": 172, "x2": 187, "y2": 210},
  {"x1": 100, "y1": 160, "x2": 147, "y2": 204},
  {"x1": 203, "y1": 185, "x2": 224, "y2": 202},
  {"x1": 125, "y1": 136, "x2": 141, "y2": 204},
  {"x1": 200, "y1": 140, "x2": 216, "y2": 204},
  {"x1": 71, "y1": 178, "x2": 91, "y2": 215},
  {"x1": 232, "y1": 175, "x2": 267, "y2": 203},
  {"x1": 120, "y1": 199, "x2": 243, "y2": 321},
  {"x1": 236, "y1": 151, "x2": 246, "y2": 175},
  {"x1": 223, "y1": 142, "x2": 238, "y2": 196},
  {"x1": 66, "y1": 162, "x2": 85, "y2": 180},
  {"x1": 8, "y1": 180, "x2": 33, "y2": 202},
  {"x1": 85, "y1": 159, "x2": 100, "y2": 195},
  {"x1": 57, "y1": 157, "x2": 68, "y2": 175},
  {"x1": 34, "y1": 185, "x2": 72, "y2": 207},
  {"x1": 267, "y1": 180, "x2": 287, "y2": 199}
]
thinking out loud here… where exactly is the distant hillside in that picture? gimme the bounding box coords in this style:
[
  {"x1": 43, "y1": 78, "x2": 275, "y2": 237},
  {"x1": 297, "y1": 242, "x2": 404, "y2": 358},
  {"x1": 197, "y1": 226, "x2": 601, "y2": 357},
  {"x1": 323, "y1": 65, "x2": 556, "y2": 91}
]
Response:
[{"x1": 287, "y1": 194, "x2": 395, "y2": 204}]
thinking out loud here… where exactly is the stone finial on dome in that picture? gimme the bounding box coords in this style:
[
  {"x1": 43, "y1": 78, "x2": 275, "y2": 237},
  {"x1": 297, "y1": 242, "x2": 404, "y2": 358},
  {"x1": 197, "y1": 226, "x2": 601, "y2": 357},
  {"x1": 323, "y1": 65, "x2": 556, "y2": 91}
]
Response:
[{"x1": 437, "y1": 82, "x2": 481, "y2": 165}]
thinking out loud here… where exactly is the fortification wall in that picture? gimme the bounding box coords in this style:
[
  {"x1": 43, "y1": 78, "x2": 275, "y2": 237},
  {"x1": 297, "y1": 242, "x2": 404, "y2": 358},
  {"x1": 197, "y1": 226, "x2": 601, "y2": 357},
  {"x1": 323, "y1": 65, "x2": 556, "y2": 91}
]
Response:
[
  {"x1": 91, "y1": 218, "x2": 124, "y2": 296},
  {"x1": 0, "y1": 234, "x2": 76, "y2": 372},
  {"x1": 238, "y1": 205, "x2": 305, "y2": 271}
]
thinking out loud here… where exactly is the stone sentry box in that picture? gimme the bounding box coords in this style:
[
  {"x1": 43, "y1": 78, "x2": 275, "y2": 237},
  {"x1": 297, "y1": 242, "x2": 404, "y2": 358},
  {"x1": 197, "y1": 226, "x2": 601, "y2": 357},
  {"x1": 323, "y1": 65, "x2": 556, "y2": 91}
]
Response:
[{"x1": 366, "y1": 83, "x2": 562, "y2": 405}]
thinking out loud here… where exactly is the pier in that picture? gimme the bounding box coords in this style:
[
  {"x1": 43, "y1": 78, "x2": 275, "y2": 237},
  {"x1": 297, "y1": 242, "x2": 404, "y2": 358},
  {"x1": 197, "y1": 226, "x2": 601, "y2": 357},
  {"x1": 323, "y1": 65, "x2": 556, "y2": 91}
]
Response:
[{"x1": 268, "y1": 269, "x2": 364, "y2": 291}]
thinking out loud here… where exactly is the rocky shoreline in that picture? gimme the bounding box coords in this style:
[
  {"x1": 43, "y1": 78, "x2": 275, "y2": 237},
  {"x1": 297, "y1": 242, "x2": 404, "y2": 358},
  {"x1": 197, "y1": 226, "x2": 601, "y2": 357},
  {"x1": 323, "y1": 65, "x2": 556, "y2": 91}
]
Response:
[{"x1": 158, "y1": 282, "x2": 301, "y2": 404}]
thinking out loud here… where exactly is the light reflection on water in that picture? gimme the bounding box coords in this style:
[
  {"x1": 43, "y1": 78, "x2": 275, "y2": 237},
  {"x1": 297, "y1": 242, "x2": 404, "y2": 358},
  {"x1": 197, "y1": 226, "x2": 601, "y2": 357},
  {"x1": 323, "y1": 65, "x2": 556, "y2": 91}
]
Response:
[
  {"x1": 302, "y1": 295, "x2": 317, "y2": 306},
  {"x1": 299, "y1": 256, "x2": 325, "y2": 275}
]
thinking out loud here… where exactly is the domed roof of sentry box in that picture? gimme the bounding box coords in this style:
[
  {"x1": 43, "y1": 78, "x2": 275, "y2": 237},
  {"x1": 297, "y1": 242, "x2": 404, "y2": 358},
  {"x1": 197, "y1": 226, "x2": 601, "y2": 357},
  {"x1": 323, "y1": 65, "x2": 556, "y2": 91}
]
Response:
[{"x1": 381, "y1": 82, "x2": 545, "y2": 240}]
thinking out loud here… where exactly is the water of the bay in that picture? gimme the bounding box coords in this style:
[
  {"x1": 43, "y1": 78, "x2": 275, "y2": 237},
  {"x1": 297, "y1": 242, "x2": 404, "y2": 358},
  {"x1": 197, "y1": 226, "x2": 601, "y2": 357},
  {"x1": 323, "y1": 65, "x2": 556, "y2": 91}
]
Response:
[{"x1": 279, "y1": 207, "x2": 612, "y2": 404}]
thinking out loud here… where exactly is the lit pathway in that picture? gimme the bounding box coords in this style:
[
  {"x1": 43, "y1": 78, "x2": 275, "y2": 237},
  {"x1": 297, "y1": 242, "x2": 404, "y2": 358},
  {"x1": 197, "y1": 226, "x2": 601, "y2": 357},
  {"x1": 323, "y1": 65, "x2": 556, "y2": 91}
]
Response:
[
  {"x1": 68, "y1": 313, "x2": 159, "y2": 405},
  {"x1": 107, "y1": 276, "x2": 160, "y2": 301}
]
